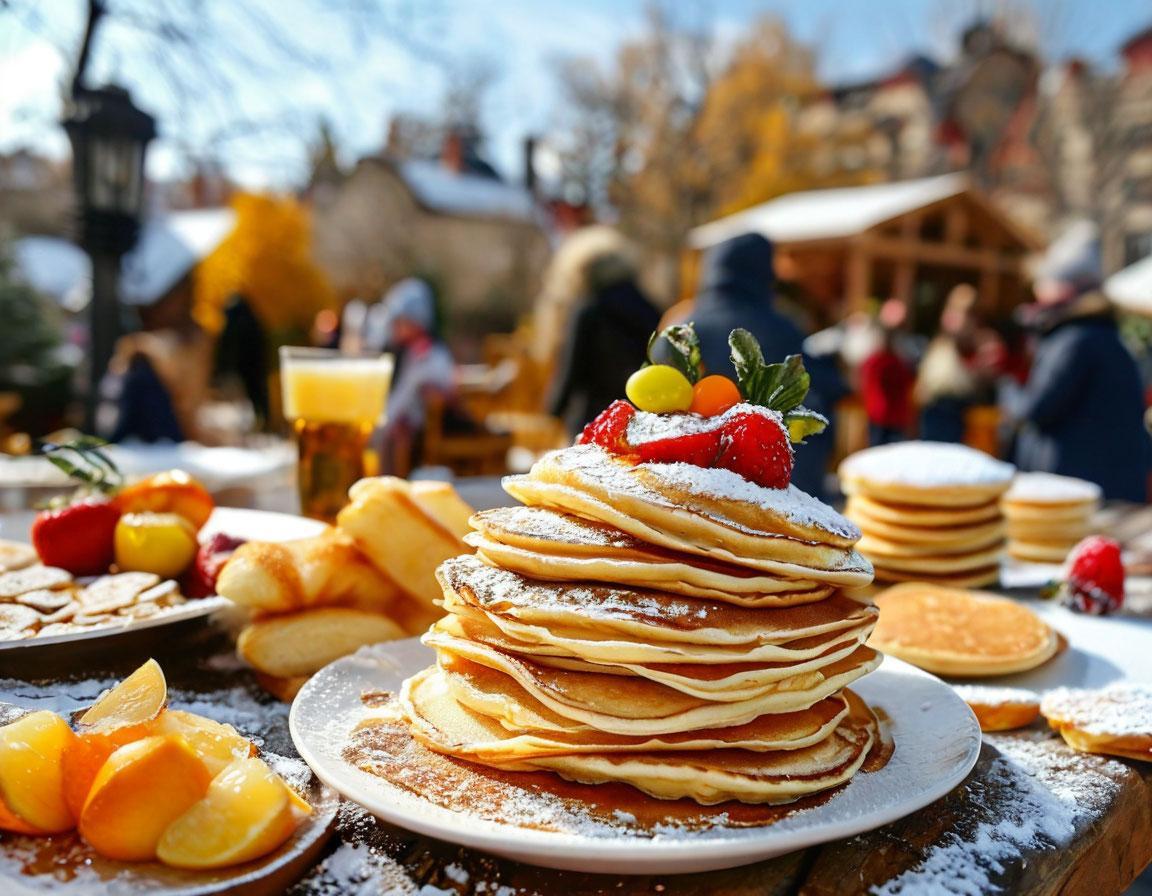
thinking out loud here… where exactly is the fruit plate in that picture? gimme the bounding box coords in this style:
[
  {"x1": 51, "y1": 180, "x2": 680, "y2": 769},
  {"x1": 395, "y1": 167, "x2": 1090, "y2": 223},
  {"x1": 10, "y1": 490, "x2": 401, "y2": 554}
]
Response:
[
  {"x1": 0, "y1": 742, "x2": 339, "y2": 896},
  {"x1": 0, "y1": 508, "x2": 324, "y2": 654},
  {"x1": 290, "y1": 639, "x2": 982, "y2": 875}
]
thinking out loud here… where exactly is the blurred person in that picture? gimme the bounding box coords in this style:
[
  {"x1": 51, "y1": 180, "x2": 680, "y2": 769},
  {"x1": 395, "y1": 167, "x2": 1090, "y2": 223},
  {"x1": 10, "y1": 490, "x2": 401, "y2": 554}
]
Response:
[
  {"x1": 859, "y1": 300, "x2": 915, "y2": 445},
  {"x1": 213, "y1": 294, "x2": 269, "y2": 426},
  {"x1": 546, "y1": 230, "x2": 661, "y2": 436},
  {"x1": 915, "y1": 284, "x2": 982, "y2": 443},
  {"x1": 339, "y1": 298, "x2": 368, "y2": 355},
  {"x1": 669, "y1": 233, "x2": 846, "y2": 500},
  {"x1": 375, "y1": 278, "x2": 460, "y2": 472},
  {"x1": 1012, "y1": 222, "x2": 1150, "y2": 502}
]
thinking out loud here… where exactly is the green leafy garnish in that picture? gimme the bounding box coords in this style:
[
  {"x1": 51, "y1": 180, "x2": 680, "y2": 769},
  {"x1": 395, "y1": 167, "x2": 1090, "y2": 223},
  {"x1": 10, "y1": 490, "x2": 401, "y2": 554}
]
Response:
[
  {"x1": 38, "y1": 436, "x2": 122, "y2": 496},
  {"x1": 647, "y1": 324, "x2": 703, "y2": 385},
  {"x1": 728, "y1": 329, "x2": 828, "y2": 443}
]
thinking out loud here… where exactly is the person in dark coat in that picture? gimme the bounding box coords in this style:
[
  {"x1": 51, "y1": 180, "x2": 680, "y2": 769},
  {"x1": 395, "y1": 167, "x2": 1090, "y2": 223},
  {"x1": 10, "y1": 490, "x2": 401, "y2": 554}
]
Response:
[
  {"x1": 670, "y1": 233, "x2": 847, "y2": 499},
  {"x1": 1013, "y1": 222, "x2": 1150, "y2": 502},
  {"x1": 548, "y1": 255, "x2": 661, "y2": 437}
]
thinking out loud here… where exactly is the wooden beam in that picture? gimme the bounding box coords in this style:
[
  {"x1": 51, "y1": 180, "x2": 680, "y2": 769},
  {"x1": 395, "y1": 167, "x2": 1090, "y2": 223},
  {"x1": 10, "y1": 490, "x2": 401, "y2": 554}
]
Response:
[
  {"x1": 945, "y1": 205, "x2": 968, "y2": 246},
  {"x1": 893, "y1": 259, "x2": 916, "y2": 305},
  {"x1": 859, "y1": 235, "x2": 1023, "y2": 273},
  {"x1": 845, "y1": 246, "x2": 871, "y2": 313}
]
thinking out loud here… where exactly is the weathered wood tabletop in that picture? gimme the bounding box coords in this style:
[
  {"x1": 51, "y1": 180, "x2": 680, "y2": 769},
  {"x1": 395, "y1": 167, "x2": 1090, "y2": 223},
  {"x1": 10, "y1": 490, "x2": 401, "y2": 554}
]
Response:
[{"x1": 1, "y1": 615, "x2": 1149, "y2": 896}]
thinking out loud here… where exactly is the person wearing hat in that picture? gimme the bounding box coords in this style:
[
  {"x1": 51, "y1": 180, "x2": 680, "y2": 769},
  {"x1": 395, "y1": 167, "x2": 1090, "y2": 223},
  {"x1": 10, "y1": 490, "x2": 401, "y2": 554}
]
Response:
[{"x1": 1013, "y1": 221, "x2": 1150, "y2": 502}]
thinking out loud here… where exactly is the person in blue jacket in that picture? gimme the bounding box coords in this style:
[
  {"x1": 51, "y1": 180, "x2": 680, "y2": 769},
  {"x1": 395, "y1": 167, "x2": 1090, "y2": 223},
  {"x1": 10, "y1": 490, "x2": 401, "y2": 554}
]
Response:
[
  {"x1": 670, "y1": 233, "x2": 847, "y2": 500},
  {"x1": 1013, "y1": 222, "x2": 1150, "y2": 502}
]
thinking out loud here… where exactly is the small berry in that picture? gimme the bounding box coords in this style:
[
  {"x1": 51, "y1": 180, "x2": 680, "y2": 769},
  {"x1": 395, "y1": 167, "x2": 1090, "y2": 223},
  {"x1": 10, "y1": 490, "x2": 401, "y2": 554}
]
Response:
[
  {"x1": 625, "y1": 365, "x2": 694, "y2": 414},
  {"x1": 1062, "y1": 535, "x2": 1124, "y2": 615},
  {"x1": 690, "y1": 375, "x2": 742, "y2": 417},
  {"x1": 715, "y1": 410, "x2": 793, "y2": 489},
  {"x1": 578, "y1": 400, "x2": 635, "y2": 452}
]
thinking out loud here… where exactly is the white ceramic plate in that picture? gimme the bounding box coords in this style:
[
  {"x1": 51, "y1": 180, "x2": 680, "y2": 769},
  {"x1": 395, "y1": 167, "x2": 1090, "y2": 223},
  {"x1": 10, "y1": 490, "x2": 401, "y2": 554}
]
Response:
[
  {"x1": 0, "y1": 507, "x2": 324, "y2": 653},
  {"x1": 290, "y1": 640, "x2": 982, "y2": 874}
]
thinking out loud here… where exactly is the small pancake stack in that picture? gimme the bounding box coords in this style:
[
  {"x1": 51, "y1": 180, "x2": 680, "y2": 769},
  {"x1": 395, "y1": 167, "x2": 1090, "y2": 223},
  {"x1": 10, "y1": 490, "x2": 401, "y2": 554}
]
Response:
[
  {"x1": 396, "y1": 443, "x2": 888, "y2": 806},
  {"x1": 839, "y1": 441, "x2": 1016, "y2": 588},
  {"x1": 1002, "y1": 472, "x2": 1101, "y2": 564}
]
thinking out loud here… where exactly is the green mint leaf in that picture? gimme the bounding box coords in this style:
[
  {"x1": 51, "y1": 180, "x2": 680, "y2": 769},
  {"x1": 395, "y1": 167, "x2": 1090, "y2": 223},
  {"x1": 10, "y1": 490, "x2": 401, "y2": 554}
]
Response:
[
  {"x1": 649, "y1": 324, "x2": 703, "y2": 384},
  {"x1": 767, "y1": 354, "x2": 811, "y2": 414},
  {"x1": 40, "y1": 438, "x2": 122, "y2": 494},
  {"x1": 728, "y1": 328, "x2": 765, "y2": 388}
]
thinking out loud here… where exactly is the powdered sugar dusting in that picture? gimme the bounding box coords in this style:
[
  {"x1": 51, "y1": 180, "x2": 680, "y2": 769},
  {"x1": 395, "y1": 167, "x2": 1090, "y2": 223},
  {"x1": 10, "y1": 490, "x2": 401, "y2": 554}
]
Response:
[
  {"x1": 1005, "y1": 472, "x2": 1102, "y2": 505},
  {"x1": 841, "y1": 442, "x2": 1015, "y2": 489},
  {"x1": 625, "y1": 403, "x2": 780, "y2": 445},
  {"x1": 952, "y1": 685, "x2": 1038, "y2": 709},
  {"x1": 475, "y1": 506, "x2": 635, "y2": 549},
  {"x1": 1041, "y1": 683, "x2": 1152, "y2": 737}
]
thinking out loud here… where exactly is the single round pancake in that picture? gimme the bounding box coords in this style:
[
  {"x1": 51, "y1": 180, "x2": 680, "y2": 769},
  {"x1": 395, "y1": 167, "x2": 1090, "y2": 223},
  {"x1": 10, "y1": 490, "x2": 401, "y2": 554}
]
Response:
[
  {"x1": 857, "y1": 523, "x2": 1005, "y2": 556},
  {"x1": 952, "y1": 685, "x2": 1040, "y2": 732},
  {"x1": 402, "y1": 664, "x2": 852, "y2": 758},
  {"x1": 427, "y1": 631, "x2": 881, "y2": 735},
  {"x1": 1006, "y1": 518, "x2": 1093, "y2": 543},
  {"x1": 846, "y1": 495, "x2": 1001, "y2": 528},
  {"x1": 437, "y1": 555, "x2": 876, "y2": 649},
  {"x1": 869, "y1": 563, "x2": 1001, "y2": 589},
  {"x1": 839, "y1": 442, "x2": 1015, "y2": 507},
  {"x1": 438, "y1": 601, "x2": 877, "y2": 669},
  {"x1": 468, "y1": 506, "x2": 831, "y2": 605},
  {"x1": 857, "y1": 542, "x2": 1004, "y2": 574},
  {"x1": 852, "y1": 514, "x2": 1005, "y2": 549},
  {"x1": 868, "y1": 582, "x2": 1058, "y2": 676},
  {"x1": 1004, "y1": 472, "x2": 1101, "y2": 508},
  {"x1": 1041, "y1": 684, "x2": 1152, "y2": 762},
  {"x1": 1007, "y1": 541, "x2": 1075, "y2": 564},
  {"x1": 0, "y1": 540, "x2": 37, "y2": 573}
]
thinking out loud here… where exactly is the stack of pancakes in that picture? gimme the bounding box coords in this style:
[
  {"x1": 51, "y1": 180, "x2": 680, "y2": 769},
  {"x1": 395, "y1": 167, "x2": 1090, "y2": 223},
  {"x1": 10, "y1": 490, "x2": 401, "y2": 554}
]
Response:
[
  {"x1": 397, "y1": 443, "x2": 888, "y2": 806},
  {"x1": 839, "y1": 442, "x2": 1015, "y2": 588},
  {"x1": 1002, "y1": 473, "x2": 1100, "y2": 564}
]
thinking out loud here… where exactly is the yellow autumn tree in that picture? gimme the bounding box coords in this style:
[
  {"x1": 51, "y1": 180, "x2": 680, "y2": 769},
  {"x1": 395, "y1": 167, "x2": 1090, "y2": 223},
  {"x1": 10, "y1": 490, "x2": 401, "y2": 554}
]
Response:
[{"x1": 193, "y1": 192, "x2": 335, "y2": 335}]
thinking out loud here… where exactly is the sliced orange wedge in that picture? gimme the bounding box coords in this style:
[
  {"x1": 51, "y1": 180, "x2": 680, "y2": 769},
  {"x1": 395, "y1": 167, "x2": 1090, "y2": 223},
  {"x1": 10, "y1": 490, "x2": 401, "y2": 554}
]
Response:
[
  {"x1": 77, "y1": 659, "x2": 167, "y2": 734},
  {"x1": 79, "y1": 734, "x2": 211, "y2": 862},
  {"x1": 0, "y1": 711, "x2": 77, "y2": 834},
  {"x1": 150, "y1": 710, "x2": 256, "y2": 776},
  {"x1": 157, "y1": 757, "x2": 310, "y2": 869}
]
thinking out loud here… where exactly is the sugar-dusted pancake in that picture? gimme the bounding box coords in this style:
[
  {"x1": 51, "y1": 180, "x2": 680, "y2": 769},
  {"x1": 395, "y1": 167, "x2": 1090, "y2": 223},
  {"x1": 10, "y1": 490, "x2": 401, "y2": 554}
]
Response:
[
  {"x1": 1003, "y1": 472, "x2": 1101, "y2": 510},
  {"x1": 1041, "y1": 684, "x2": 1152, "y2": 762},
  {"x1": 857, "y1": 522, "x2": 1005, "y2": 557},
  {"x1": 467, "y1": 506, "x2": 831, "y2": 606},
  {"x1": 952, "y1": 685, "x2": 1040, "y2": 732},
  {"x1": 438, "y1": 600, "x2": 877, "y2": 669},
  {"x1": 403, "y1": 664, "x2": 851, "y2": 758},
  {"x1": 427, "y1": 630, "x2": 881, "y2": 735},
  {"x1": 869, "y1": 563, "x2": 1001, "y2": 589},
  {"x1": 438, "y1": 555, "x2": 877, "y2": 649},
  {"x1": 858, "y1": 541, "x2": 1004, "y2": 575},
  {"x1": 846, "y1": 495, "x2": 1001, "y2": 528},
  {"x1": 839, "y1": 442, "x2": 1015, "y2": 507},
  {"x1": 868, "y1": 582, "x2": 1058, "y2": 676}
]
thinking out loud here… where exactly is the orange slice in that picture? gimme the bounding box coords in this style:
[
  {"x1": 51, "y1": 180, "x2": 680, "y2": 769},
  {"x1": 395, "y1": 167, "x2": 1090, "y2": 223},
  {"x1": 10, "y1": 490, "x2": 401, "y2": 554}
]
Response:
[
  {"x1": 0, "y1": 710, "x2": 77, "y2": 833},
  {"x1": 79, "y1": 734, "x2": 211, "y2": 861},
  {"x1": 157, "y1": 757, "x2": 310, "y2": 869},
  {"x1": 150, "y1": 710, "x2": 256, "y2": 776},
  {"x1": 77, "y1": 659, "x2": 167, "y2": 734}
]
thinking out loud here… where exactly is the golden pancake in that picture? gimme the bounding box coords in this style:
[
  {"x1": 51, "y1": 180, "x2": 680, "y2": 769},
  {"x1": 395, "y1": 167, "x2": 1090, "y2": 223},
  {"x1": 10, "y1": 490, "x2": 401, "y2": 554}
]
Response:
[
  {"x1": 857, "y1": 524, "x2": 1005, "y2": 557},
  {"x1": 1040, "y1": 684, "x2": 1152, "y2": 762},
  {"x1": 851, "y1": 514, "x2": 1005, "y2": 549},
  {"x1": 1003, "y1": 472, "x2": 1101, "y2": 509},
  {"x1": 1007, "y1": 541, "x2": 1075, "y2": 564},
  {"x1": 438, "y1": 555, "x2": 876, "y2": 649},
  {"x1": 869, "y1": 563, "x2": 1001, "y2": 589},
  {"x1": 868, "y1": 582, "x2": 1058, "y2": 676},
  {"x1": 858, "y1": 541, "x2": 1004, "y2": 574},
  {"x1": 952, "y1": 685, "x2": 1040, "y2": 732},
  {"x1": 1006, "y1": 518, "x2": 1093, "y2": 543},
  {"x1": 427, "y1": 631, "x2": 881, "y2": 735},
  {"x1": 402, "y1": 664, "x2": 852, "y2": 758},
  {"x1": 846, "y1": 495, "x2": 1001, "y2": 528},
  {"x1": 839, "y1": 442, "x2": 1015, "y2": 508}
]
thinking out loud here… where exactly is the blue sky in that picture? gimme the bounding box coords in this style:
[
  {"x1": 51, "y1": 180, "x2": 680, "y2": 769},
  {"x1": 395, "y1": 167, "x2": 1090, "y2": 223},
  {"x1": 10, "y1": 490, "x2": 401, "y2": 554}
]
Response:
[{"x1": 1, "y1": 0, "x2": 1148, "y2": 190}]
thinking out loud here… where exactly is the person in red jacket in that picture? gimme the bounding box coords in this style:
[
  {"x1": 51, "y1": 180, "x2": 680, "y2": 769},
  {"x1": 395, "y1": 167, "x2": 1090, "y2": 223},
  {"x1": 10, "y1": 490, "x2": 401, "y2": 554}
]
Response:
[{"x1": 860, "y1": 300, "x2": 915, "y2": 446}]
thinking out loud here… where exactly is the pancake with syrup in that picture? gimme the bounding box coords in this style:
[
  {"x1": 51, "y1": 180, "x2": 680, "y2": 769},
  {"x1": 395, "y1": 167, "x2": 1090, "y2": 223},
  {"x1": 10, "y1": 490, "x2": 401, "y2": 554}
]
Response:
[
  {"x1": 503, "y1": 445, "x2": 873, "y2": 587},
  {"x1": 868, "y1": 582, "x2": 1058, "y2": 676},
  {"x1": 467, "y1": 506, "x2": 831, "y2": 606}
]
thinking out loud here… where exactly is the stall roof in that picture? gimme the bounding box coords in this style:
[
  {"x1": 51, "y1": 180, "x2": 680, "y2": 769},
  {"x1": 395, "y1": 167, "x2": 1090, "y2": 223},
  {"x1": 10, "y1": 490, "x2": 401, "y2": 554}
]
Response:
[
  {"x1": 397, "y1": 159, "x2": 537, "y2": 221},
  {"x1": 1105, "y1": 253, "x2": 1152, "y2": 316},
  {"x1": 688, "y1": 173, "x2": 968, "y2": 249}
]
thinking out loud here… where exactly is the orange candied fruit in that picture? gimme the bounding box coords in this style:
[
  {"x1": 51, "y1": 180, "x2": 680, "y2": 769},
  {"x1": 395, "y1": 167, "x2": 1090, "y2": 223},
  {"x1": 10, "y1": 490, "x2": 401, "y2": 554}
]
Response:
[{"x1": 690, "y1": 375, "x2": 742, "y2": 417}]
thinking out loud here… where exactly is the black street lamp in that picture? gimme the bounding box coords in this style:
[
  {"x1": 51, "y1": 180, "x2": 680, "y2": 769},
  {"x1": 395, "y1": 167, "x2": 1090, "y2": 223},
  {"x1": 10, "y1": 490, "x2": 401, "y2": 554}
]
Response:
[{"x1": 62, "y1": 84, "x2": 156, "y2": 431}]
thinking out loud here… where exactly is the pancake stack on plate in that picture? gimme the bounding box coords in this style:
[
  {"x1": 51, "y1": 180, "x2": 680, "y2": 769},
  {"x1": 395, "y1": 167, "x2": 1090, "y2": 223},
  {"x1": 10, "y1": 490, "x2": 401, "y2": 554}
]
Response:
[
  {"x1": 397, "y1": 443, "x2": 888, "y2": 806},
  {"x1": 839, "y1": 441, "x2": 1016, "y2": 588},
  {"x1": 1001, "y1": 472, "x2": 1100, "y2": 564}
]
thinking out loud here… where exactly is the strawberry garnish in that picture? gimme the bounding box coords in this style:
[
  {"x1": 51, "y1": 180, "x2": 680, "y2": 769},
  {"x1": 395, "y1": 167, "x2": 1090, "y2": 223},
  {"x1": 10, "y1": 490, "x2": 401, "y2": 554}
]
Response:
[
  {"x1": 634, "y1": 429, "x2": 722, "y2": 466},
  {"x1": 578, "y1": 400, "x2": 635, "y2": 452},
  {"x1": 715, "y1": 409, "x2": 794, "y2": 489},
  {"x1": 1057, "y1": 535, "x2": 1124, "y2": 615}
]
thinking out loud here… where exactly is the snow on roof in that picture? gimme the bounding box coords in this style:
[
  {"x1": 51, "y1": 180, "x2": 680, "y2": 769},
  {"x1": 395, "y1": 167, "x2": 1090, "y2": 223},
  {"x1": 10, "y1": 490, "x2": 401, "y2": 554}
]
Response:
[
  {"x1": 120, "y1": 207, "x2": 235, "y2": 306},
  {"x1": 1105, "y1": 253, "x2": 1152, "y2": 316},
  {"x1": 11, "y1": 236, "x2": 91, "y2": 312},
  {"x1": 8, "y1": 208, "x2": 235, "y2": 311},
  {"x1": 397, "y1": 159, "x2": 537, "y2": 221},
  {"x1": 688, "y1": 173, "x2": 968, "y2": 249}
]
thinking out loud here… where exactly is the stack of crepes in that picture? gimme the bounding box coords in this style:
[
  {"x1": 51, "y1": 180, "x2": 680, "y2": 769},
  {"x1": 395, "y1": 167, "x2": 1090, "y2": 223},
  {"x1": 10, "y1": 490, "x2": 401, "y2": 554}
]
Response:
[{"x1": 398, "y1": 443, "x2": 887, "y2": 806}]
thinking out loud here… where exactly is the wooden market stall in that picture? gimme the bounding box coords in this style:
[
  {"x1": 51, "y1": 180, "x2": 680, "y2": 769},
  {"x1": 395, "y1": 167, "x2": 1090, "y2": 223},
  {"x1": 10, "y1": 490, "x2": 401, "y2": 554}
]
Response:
[{"x1": 688, "y1": 174, "x2": 1041, "y2": 331}]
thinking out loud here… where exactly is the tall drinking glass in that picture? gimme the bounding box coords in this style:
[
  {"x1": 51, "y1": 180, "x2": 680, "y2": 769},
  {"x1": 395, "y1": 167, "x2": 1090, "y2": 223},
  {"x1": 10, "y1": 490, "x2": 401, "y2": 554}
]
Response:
[{"x1": 279, "y1": 347, "x2": 393, "y2": 522}]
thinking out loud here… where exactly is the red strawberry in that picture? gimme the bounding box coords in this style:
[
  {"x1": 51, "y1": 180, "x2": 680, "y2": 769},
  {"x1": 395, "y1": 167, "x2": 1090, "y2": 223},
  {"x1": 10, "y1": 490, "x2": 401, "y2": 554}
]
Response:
[
  {"x1": 715, "y1": 410, "x2": 793, "y2": 489},
  {"x1": 30, "y1": 499, "x2": 121, "y2": 576},
  {"x1": 182, "y1": 532, "x2": 247, "y2": 598},
  {"x1": 1062, "y1": 535, "x2": 1124, "y2": 615},
  {"x1": 578, "y1": 400, "x2": 635, "y2": 452},
  {"x1": 634, "y1": 429, "x2": 722, "y2": 466}
]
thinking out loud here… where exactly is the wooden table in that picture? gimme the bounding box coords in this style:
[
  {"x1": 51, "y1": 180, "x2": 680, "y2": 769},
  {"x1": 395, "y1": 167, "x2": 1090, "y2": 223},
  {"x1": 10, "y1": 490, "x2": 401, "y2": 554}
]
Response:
[{"x1": 2, "y1": 505, "x2": 1152, "y2": 894}]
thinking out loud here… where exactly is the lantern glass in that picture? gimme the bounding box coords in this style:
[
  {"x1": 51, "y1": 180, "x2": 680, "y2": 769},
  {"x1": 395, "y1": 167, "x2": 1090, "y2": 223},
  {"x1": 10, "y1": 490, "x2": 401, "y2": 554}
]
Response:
[{"x1": 88, "y1": 135, "x2": 145, "y2": 215}]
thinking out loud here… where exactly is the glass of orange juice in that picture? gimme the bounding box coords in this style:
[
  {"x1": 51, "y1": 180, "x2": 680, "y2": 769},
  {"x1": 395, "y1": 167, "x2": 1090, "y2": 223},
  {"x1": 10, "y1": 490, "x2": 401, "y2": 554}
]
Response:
[{"x1": 279, "y1": 346, "x2": 393, "y2": 522}]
